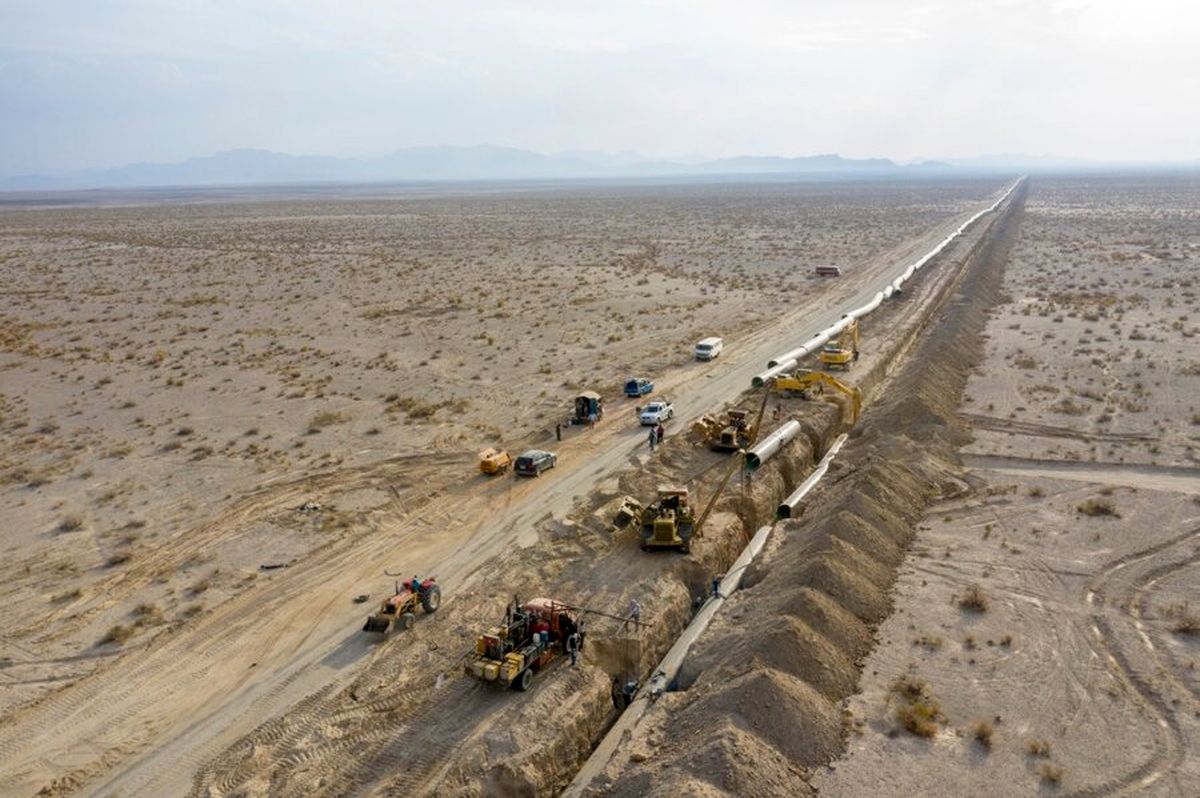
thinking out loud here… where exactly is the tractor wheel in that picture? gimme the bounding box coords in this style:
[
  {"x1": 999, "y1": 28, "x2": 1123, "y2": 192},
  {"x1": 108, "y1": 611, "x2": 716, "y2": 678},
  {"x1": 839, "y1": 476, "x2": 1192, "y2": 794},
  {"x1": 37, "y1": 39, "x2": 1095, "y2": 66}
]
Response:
[
  {"x1": 515, "y1": 668, "x2": 534, "y2": 691},
  {"x1": 421, "y1": 585, "x2": 442, "y2": 614},
  {"x1": 399, "y1": 612, "x2": 416, "y2": 631}
]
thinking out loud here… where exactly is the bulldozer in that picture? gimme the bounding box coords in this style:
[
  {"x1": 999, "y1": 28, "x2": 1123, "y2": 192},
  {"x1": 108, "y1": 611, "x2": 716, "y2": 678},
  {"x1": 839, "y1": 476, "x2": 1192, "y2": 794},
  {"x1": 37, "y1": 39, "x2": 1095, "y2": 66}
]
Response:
[
  {"x1": 773, "y1": 369, "x2": 862, "y2": 425},
  {"x1": 362, "y1": 576, "x2": 442, "y2": 634},
  {"x1": 818, "y1": 318, "x2": 860, "y2": 371},
  {"x1": 464, "y1": 597, "x2": 583, "y2": 691},
  {"x1": 700, "y1": 407, "x2": 756, "y2": 452},
  {"x1": 615, "y1": 486, "x2": 696, "y2": 553}
]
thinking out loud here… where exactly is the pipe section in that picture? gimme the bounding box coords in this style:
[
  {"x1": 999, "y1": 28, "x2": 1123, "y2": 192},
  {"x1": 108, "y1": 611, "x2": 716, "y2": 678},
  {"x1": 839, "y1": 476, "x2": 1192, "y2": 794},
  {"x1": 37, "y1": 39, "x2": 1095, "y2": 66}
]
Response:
[
  {"x1": 744, "y1": 419, "x2": 801, "y2": 471},
  {"x1": 776, "y1": 433, "x2": 848, "y2": 518},
  {"x1": 753, "y1": 177, "x2": 1022, "y2": 388}
]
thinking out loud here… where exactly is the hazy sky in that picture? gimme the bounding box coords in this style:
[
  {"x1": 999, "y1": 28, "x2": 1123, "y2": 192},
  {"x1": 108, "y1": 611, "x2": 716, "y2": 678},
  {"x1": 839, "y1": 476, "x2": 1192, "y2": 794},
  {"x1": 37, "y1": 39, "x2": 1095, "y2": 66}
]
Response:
[{"x1": 1, "y1": 0, "x2": 1196, "y2": 173}]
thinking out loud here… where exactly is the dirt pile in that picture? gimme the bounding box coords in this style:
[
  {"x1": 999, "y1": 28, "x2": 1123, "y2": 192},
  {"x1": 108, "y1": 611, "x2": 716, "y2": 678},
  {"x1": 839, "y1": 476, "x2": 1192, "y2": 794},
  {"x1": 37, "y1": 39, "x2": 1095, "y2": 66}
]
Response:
[{"x1": 591, "y1": 183, "x2": 1025, "y2": 795}]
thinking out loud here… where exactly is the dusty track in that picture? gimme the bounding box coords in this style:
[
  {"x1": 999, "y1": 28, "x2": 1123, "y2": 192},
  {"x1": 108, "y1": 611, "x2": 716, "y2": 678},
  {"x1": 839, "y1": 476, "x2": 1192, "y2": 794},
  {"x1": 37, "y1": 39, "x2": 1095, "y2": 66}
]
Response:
[{"x1": 0, "y1": 191, "x2": 1011, "y2": 798}]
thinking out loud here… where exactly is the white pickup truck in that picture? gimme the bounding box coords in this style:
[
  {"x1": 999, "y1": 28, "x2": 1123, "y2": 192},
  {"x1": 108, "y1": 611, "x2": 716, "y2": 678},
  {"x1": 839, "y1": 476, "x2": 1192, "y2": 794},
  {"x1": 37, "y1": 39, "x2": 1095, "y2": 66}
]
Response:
[{"x1": 639, "y1": 400, "x2": 674, "y2": 426}]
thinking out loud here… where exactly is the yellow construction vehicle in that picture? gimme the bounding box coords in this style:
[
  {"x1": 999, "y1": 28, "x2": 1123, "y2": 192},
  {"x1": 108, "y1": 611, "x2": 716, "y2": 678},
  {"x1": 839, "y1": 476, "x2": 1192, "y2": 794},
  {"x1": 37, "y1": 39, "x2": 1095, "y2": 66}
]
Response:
[
  {"x1": 695, "y1": 407, "x2": 756, "y2": 452},
  {"x1": 773, "y1": 369, "x2": 862, "y2": 424},
  {"x1": 818, "y1": 319, "x2": 859, "y2": 371}
]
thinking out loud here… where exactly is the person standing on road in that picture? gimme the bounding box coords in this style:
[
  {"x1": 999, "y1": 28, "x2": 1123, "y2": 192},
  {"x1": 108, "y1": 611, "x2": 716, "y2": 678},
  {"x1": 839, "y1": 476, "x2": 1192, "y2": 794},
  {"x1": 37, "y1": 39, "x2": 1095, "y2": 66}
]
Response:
[
  {"x1": 588, "y1": 411, "x2": 597, "y2": 430},
  {"x1": 647, "y1": 427, "x2": 656, "y2": 451},
  {"x1": 655, "y1": 422, "x2": 664, "y2": 445},
  {"x1": 556, "y1": 422, "x2": 562, "y2": 441}
]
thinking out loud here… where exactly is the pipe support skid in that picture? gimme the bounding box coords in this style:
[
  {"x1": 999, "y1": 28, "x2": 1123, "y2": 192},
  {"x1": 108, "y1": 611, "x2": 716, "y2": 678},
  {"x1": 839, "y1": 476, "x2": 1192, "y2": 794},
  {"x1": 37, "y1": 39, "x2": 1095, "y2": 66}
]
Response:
[
  {"x1": 744, "y1": 419, "x2": 801, "y2": 471},
  {"x1": 776, "y1": 433, "x2": 848, "y2": 518},
  {"x1": 753, "y1": 177, "x2": 1022, "y2": 388}
]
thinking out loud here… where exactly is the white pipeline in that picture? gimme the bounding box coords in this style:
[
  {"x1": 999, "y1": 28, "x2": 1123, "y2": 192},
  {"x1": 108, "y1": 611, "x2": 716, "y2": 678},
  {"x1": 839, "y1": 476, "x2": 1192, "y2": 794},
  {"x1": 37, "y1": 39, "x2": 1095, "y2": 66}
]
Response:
[
  {"x1": 776, "y1": 433, "x2": 848, "y2": 518},
  {"x1": 744, "y1": 419, "x2": 802, "y2": 471},
  {"x1": 754, "y1": 177, "x2": 1022, "y2": 388}
]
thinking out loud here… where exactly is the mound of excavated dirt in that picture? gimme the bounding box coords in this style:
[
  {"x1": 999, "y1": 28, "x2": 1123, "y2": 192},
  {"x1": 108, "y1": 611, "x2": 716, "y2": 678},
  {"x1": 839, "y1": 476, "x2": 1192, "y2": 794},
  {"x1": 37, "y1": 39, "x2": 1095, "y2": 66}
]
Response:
[
  {"x1": 678, "y1": 613, "x2": 858, "y2": 700},
  {"x1": 605, "y1": 669, "x2": 838, "y2": 797},
  {"x1": 597, "y1": 183, "x2": 1024, "y2": 796}
]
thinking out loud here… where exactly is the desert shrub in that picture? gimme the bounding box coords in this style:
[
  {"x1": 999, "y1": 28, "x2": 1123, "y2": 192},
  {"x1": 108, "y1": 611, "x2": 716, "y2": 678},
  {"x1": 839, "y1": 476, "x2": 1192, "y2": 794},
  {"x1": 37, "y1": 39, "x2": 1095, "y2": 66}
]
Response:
[
  {"x1": 1039, "y1": 763, "x2": 1063, "y2": 784},
  {"x1": 890, "y1": 675, "x2": 943, "y2": 738},
  {"x1": 99, "y1": 624, "x2": 134, "y2": 645},
  {"x1": 971, "y1": 720, "x2": 995, "y2": 750},
  {"x1": 307, "y1": 410, "x2": 348, "y2": 431},
  {"x1": 1076, "y1": 498, "x2": 1119, "y2": 517},
  {"x1": 105, "y1": 551, "x2": 133, "y2": 567},
  {"x1": 959, "y1": 584, "x2": 988, "y2": 613},
  {"x1": 1164, "y1": 603, "x2": 1200, "y2": 635},
  {"x1": 57, "y1": 514, "x2": 85, "y2": 532},
  {"x1": 1026, "y1": 739, "x2": 1051, "y2": 757}
]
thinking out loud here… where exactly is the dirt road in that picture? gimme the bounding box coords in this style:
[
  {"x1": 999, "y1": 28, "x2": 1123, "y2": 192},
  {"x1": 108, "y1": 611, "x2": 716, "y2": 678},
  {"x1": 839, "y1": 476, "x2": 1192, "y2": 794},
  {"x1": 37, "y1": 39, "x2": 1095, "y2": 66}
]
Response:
[{"x1": 0, "y1": 192, "x2": 1008, "y2": 797}]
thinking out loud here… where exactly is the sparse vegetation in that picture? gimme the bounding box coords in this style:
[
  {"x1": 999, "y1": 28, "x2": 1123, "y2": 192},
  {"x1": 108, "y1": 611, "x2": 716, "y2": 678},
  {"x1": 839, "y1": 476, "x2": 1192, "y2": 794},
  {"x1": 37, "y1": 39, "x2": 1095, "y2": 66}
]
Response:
[
  {"x1": 971, "y1": 720, "x2": 994, "y2": 750},
  {"x1": 99, "y1": 624, "x2": 135, "y2": 645},
  {"x1": 889, "y1": 675, "x2": 943, "y2": 738},
  {"x1": 958, "y1": 584, "x2": 988, "y2": 613},
  {"x1": 1076, "y1": 498, "x2": 1119, "y2": 517}
]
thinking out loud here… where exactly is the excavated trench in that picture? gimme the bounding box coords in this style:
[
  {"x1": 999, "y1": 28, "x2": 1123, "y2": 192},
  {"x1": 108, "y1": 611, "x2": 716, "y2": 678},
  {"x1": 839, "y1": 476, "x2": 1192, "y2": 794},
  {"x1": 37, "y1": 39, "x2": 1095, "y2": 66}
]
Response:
[
  {"x1": 580, "y1": 182, "x2": 1028, "y2": 796},
  {"x1": 427, "y1": 185, "x2": 1028, "y2": 797}
]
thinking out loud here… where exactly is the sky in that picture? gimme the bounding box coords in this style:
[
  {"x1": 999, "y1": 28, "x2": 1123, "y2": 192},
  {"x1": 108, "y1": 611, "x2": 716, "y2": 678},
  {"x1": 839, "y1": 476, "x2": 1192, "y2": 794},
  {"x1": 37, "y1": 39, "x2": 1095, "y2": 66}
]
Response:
[{"x1": 1, "y1": 0, "x2": 1197, "y2": 174}]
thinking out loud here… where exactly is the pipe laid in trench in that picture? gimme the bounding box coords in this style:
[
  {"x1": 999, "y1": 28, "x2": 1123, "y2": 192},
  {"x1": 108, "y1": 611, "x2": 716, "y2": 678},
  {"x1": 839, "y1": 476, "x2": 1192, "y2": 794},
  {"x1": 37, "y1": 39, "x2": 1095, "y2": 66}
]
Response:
[
  {"x1": 744, "y1": 419, "x2": 801, "y2": 471},
  {"x1": 563, "y1": 432, "x2": 850, "y2": 797},
  {"x1": 776, "y1": 433, "x2": 848, "y2": 518}
]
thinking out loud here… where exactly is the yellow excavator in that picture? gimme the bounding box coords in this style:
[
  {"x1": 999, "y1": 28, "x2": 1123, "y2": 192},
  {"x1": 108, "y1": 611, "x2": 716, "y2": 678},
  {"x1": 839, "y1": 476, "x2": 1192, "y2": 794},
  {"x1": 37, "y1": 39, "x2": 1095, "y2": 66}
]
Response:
[
  {"x1": 818, "y1": 319, "x2": 859, "y2": 371},
  {"x1": 773, "y1": 369, "x2": 862, "y2": 425}
]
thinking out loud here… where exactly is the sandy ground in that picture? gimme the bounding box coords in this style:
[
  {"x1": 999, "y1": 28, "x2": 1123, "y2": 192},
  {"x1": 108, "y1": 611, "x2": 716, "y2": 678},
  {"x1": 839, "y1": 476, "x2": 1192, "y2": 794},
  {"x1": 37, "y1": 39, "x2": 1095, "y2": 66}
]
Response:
[
  {"x1": 813, "y1": 174, "x2": 1200, "y2": 796},
  {"x1": 0, "y1": 177, "x2": 1010, "y2": 796}
]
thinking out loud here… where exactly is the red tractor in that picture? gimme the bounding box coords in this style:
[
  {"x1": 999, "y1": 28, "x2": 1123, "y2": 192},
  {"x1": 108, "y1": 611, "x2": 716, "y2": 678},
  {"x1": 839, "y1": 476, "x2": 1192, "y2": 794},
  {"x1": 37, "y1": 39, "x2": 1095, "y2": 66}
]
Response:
[{"x1": 362, "y1": 576, "x2": 441, "y2": 634}]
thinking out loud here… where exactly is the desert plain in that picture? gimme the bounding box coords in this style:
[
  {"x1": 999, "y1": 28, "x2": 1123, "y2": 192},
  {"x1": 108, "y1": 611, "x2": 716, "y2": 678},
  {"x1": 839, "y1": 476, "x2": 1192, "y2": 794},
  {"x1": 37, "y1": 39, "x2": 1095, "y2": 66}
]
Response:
[{"x1": 0, "y1": 173, "x2": 1197, "y2": 797}]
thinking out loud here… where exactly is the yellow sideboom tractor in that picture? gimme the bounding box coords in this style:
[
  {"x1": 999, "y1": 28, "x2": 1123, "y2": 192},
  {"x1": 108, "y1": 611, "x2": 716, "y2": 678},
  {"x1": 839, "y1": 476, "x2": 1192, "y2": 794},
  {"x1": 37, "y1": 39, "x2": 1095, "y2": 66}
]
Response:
[{"x1": 465, "y1": 597, "x2": 583, "y2": 691}]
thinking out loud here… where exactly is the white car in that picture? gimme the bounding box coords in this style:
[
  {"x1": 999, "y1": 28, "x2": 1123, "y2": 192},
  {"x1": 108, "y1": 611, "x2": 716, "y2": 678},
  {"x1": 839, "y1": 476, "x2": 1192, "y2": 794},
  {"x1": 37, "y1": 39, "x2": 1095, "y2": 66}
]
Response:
[{"x1": 639, "y1": 401, "x2": 674, "y2": 426}]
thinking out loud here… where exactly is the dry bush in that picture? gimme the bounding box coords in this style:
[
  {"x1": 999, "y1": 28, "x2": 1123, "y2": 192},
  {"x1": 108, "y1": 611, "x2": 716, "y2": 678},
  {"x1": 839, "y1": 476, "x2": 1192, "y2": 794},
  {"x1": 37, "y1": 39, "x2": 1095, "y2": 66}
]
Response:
[
  {"x1": 105, "y1": 551, "x2": 133, "y2": 567},
  {"x1": 51, "y1": 587, "x2": 82, "y2": 603},
  {"x1": 1076, "y1": 498, "x2": 1120, "y2": 517},
  {"x1": 890, "y1": 675, "x2": 943, "y2": 738},
  {"x1": 99, "y1": 624, "x2": 134, "y2": 645},
  {"x1": 57, "y1": 514, "x2": 85, "y2": 532},
  {"x1": 1039, "y1": 763, "x2": 1064, "y2": 785},
  {"x1": 307, "y1": 410, "x2": 349, "y2": 432},
  {"x1": 1163, "y1": 603, "x2": 1200, "y2": 635},
  {"x1": 1028, "y1": 485, "x2": 1045, "y2": 498},
  {"x1": 1026, "y1": 739, "x2": 1051, "y2": 757},
  {"x1": 971, "y1": 720, "x2": 995, "y2": 750},
  {"x1": 958, "y1": 584, "x2": 989, "y2": 613}
]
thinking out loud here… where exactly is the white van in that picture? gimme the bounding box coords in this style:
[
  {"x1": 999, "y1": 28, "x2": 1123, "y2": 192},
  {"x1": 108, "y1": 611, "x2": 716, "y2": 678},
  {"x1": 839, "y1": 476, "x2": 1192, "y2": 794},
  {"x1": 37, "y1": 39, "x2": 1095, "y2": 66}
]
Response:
[{"x1": 694, "y1": 337, "x2": 724, "y2": 361}]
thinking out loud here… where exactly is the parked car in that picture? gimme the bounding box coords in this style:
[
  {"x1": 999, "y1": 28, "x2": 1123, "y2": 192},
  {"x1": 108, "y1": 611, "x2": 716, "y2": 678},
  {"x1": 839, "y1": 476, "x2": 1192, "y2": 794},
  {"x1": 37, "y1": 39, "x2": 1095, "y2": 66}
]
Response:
[
  {"x1": 639, "y1": 401, "x2": 674, "y2": 426},
  {"x1": 514, "y1": 449, "x2": 558, "y2": 477},
  {"x1": 625, "y1": 377, "x2": 654, "y2": 397}
]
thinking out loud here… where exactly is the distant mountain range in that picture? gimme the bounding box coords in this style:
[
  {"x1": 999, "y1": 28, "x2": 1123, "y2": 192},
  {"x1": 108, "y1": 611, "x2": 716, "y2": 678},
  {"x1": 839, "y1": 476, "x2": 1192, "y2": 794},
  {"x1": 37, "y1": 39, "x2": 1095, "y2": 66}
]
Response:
[{"x1": 1, "y1": 146, "x2": 1193, "y2": 191}]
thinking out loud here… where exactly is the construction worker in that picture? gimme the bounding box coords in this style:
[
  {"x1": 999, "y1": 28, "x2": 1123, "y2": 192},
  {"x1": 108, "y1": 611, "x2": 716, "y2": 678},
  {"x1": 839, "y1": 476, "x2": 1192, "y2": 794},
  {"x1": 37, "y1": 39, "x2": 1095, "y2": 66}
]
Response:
[
  {"x1": 655, "y1": 422, "x2": 664, "y2": 445},
  {"x1": 647, "y1": 427, "x2": 656, "y2": 451},
  {"x1": 555, "y1": 422, "x2": 562, "y2": 441},
  {"x1": 711, "y1": 576, "x2": 722, "y2": 599},
  {"x1": 566, "y1": 631, "x2": 581, "y2": 666},
  {"x1": 628, "y1": 598, "x2": 641, "y2": 632}
]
